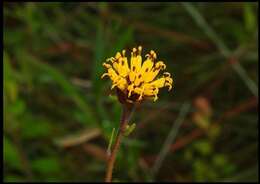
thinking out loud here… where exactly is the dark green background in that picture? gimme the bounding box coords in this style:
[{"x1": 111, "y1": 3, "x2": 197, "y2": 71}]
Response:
[{"x1": 3, "y1": 2, "x2": 258, "y2": 182}]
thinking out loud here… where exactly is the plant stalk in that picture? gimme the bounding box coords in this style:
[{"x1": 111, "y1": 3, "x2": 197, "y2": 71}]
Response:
[{"x1": 105, "y1": 104, "x2": 133, "y2": 182}]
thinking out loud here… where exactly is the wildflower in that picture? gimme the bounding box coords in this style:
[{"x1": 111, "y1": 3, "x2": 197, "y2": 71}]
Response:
[
  {"x1": 102, "y1": 46, "x2": 173, "y2": 182},
  {"x1": 101, "y1": 46, "x2": 173, "y2": 104}
]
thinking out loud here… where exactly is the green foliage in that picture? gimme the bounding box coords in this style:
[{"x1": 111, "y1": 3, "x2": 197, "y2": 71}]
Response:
[
  {"x1": 20, "y1": 117, "x2": 52, "y2": 139},
  {"x1": 4, "y1": 137, "x2": 23, "y2": 171},
  {"x1": 124, "y1": 123, "x2": 136, "y2": 136},
  {"x1": 244, "y1": 3, "x2": 257, "y2": 34},
  {"x1": 3, "y1": 2, "x2": 258, "y2": 182},
  {"x1": 185, "y1": 139, "x2": 237, "y2": 181},
  {"x1": 193, "y1": 140, "x2": 212, "y2": 156},
  {"x1": 31, "y1": 157, "x2": 61, "y2": 174}
]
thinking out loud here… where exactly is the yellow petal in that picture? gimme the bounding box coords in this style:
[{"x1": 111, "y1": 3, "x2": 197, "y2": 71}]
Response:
[
  {"x1": 102, "y1": 65, "x2": 120, "y2": 83},
  {"x1": 129, "y1": 47, "x2": 143, "y2": 83},
  {"x1": 129, "y1": 71, "x2": 136, "y2": 82},
  {"x1": 141, "y1": 58, "x2": 154, "y2": 72},
  {"x1": 141, "y1": 84, "x2": 159, "y2": 101},
  {"x1": 142, "y1": 61, "x2": 166, "y2": 83},
  {"x1": 103, "y1": 62, "x2": 112, "y2": 69},
  {"x1": 101, "y1": 73, "x2": 109, "y2": 79},
  {"x1": 112, "y1": 62, "x2": 119, "y2": 73},
  {"x1": 145, "y1": 50, "x2": 157, "y2": 60},
  {"x1": 111, "y1": 77, "x2": 127, "y2": 91},
  {"x1": 120, "y1": 56, "x2": 130, "y2": 77},
  {"x1": 153, "y1": 95, "x2": 158, "y2": 102},
  {"x1": 149, "y1": 77, "x2": 166, "y2": 88},
  {"x1": 139, "y1": 58, "x2": 154, "y2": 82},
  {"x1": 133, "y1": 86, "x2": 144, "y2": 101},
  {"x1": 127, "y1": 83, "x2": 135, "y2": 97},
  {"x1": 155, "y1": 61, "x2": 166, "y2": 70},
  {"x1": 117, "y1": 78, "x2": 127, "y2": 91},
  {"x1": 134, "y1": 73, "x2": 143, "y2": 86},
  {"x1": 130, "y1": 47, "x2": 142, "y2": 73},
  {"x1": 142, "y1": 84, "x2": 155, "y2": 95},
  {"x1": 115, "y1": 52, "x2": 121, "y2": 59}
]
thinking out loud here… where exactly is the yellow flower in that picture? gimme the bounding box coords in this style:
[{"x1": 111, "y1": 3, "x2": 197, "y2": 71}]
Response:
[{"x1": 101, "y1": 46, "x2": 173, "y2": 103}]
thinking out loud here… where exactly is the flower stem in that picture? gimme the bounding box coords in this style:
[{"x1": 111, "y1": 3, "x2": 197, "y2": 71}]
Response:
[{"x1": 105, "y1": 104, "x2": 134, "y2": 182}]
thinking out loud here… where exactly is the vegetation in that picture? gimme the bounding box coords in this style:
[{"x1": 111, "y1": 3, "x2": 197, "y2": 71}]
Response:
[{"x1": 4, "y1": 2, "x2": 258, "y2": 182}]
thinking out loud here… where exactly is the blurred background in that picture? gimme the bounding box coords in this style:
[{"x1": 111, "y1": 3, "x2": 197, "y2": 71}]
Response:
[{"x1": 3, "y1": 2, "x2": 258, "y2": 182}]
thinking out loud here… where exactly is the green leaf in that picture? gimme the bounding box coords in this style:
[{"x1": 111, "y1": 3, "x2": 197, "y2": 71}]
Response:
[
  {"x1": 124, "y1": 123, "x2": 136, "y2": 136},
  {"x1": 10, "y1": 99, "x2": 26, "y2": 117},
  {"x1": 21, "y1": 118, "x2": 52, "y2": 139},
  {"x1": 18, "y1": 51, "x2": 97, "y2": 125},
  {"x1": 193, "y1": 159, "x2": 207, "y2": 181},
  {"x1": 92, "y1": 22, "x2": 106, "y2": 95},
  {"x1": 213, "y1": 154, "x2": 227, "y2": 167},
  {"x1": 193, "y1": 140, "x2": 212, "y2": 156},
  {"x1": 4, "y1": 51, "x2": 18, "y2": 102},
  {"x1": 107, "y1": 128, "x2": 116, "y2": 156},
  {"x1": 4, "y1": 137, "x2": 23, "y2": 170},
  {"x1": 244, "y1": 3, "x2": 256, "y2": 33},
  {"x1": 31, "y1": 157, "x2": 61, "y2": 174}
]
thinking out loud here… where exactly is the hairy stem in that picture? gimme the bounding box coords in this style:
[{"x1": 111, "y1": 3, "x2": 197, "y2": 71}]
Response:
[{"x1": 105, "y1": 104, "x2": 134, "y2": 182}]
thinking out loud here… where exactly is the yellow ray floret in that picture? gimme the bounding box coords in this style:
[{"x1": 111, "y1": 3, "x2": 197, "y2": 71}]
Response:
[{"x1": 101, "y1": 46, "x2": 173, "y2": 102}]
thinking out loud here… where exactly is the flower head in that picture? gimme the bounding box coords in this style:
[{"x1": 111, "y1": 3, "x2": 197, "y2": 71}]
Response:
[{"x1": 101, "y1": 46, "x2": 173, "y2": 104}]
